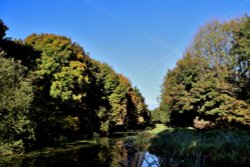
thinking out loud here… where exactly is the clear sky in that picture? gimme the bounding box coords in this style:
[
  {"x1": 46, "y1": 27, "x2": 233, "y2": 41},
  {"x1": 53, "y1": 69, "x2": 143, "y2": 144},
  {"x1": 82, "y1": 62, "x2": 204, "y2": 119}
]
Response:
[{"x1": 1, "y1": 0, "x2": 249, "y2": 109}]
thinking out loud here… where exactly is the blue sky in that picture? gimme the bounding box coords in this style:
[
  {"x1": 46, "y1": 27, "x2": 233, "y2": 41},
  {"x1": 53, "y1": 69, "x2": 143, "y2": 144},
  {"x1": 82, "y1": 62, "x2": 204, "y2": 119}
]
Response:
[{"x1": 1, "y1": 0, "x2": 249, "y2": 109}]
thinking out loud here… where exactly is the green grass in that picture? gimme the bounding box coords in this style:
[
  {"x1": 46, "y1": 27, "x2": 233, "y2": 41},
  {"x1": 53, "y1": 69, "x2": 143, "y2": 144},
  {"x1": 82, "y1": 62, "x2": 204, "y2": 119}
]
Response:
[
  {"x1": 135, "y1": 125, "x2": 250, "y2": 167},
  {"x1": 147, "y1": 124, "x2": 171, "y2": 134}
]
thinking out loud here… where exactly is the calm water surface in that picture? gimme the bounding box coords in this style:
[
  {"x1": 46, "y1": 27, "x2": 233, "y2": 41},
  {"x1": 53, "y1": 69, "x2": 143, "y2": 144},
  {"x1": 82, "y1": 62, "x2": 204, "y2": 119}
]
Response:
[{"x1": 0, "y1": 137, "x2": 159, "y2": 167}]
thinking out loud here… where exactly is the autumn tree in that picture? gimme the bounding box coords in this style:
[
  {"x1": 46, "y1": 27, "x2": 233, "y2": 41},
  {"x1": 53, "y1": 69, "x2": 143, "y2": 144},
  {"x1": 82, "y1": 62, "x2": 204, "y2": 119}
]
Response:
[
  {"x1": 126, "y1": 86, "x2": 150, "y2": 128},
  {"x1": 23, "y1": 34, "x2": 94, "y2": 145},
  {"x1": 0, "y1": 19, "x2": 150, "y2": 152},
  {"x1": 160, "y1": 16, "x2": 250, "y2": 129},
  {"x1": 94, "y1": 63, "x2": 149, "y2": 133}
]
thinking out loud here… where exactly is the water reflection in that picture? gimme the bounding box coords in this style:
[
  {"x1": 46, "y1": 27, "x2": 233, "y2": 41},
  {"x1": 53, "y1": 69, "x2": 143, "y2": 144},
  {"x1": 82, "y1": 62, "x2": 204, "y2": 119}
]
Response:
[
  {"x1": 0, "y1": 137, "x2": 159, "y2": 167},
  {"x1": 141, "y1": 152, "x2": 159, "y2": 167}
]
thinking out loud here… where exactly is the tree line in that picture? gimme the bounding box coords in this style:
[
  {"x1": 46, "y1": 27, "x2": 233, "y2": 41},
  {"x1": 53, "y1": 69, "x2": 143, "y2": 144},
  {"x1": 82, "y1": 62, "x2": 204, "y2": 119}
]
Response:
[
  {"x1": 1, "y1": 14, "x2": 250, "y2": 155},
  {"x1": 153, "y1": 15, "x2": 250, "y2": 129},
  {"x1": 0, "y1": 20, "x2": 149, "y2": 154}
]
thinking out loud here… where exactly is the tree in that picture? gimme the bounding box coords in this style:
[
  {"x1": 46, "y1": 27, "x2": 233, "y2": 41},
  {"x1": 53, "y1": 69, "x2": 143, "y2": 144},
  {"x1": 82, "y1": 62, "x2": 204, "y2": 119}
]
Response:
[
  {"x1": 190, "y1": 71, "x2": 249, "y2": 128},
  {"x1": 94, "y1": 63, "x2": 149, "y2": 133},
  {"x1": 0, "y1": 19, "x2": 151, "y2": 155},
  {"x1": 189, "y1": 20, "x2": 233, "y2": 69},
  {"x1": 0, "y1": 19, "x2": 35, "y2": 154},
  {"x1": 50, "y1": 60, "x2": 90, "y2": 101},
  {"x1": 126, "y1": 86, "x2": 150, "y2": 127},
  {"x1": 150, "y1": 107, "x2": 169, "y2": 124},
  {"x1": 24, "y1": 34, "x2": 93, "y2": 145},
  {"x1": 230, "y1": 15, "x2": 250, "y2": 101},
  {"x1": 160, "y1": 53, "x2": 210, "y2": 127},
  {"x1": 160, "y1": 16, "x2": 250, "y2": 128},
  {"x1": 0, "y1": 54, "x2": 35, "y2": 154},
  {"x1": 0, "y1": 19, "x2": 8, "y2": 41}
]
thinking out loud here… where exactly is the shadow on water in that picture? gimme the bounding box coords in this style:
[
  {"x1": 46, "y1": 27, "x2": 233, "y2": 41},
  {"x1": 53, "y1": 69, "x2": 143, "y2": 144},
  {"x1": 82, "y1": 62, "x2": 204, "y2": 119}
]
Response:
[{"x1": 0, "y1": 136, "x2": 159, "y2": 167}]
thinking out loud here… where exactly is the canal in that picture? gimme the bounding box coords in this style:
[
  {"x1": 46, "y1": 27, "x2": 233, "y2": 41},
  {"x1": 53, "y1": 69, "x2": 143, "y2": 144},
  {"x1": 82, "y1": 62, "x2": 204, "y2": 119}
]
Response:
[{"x1": 0, "y1": 134, "x2": 159, "y2": 167}]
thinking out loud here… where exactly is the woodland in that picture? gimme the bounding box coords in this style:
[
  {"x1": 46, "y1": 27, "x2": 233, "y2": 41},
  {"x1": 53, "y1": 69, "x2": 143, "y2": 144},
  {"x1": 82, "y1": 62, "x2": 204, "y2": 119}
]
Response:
[
  {"x1": 0, "y1": 15, "x2": 249, "y2": 157},
  {"x1": 152, "y1": 15, "x2": 250, "y2": 130},
  {"x1": 0, "y1": 19, "x2": 149, "y2": 154}
]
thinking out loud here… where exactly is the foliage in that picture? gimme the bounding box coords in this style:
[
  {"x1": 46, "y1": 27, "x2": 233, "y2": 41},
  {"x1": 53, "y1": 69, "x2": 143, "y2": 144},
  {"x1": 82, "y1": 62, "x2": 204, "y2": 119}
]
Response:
[
  {"x1": 148, "y1": 129, "x2": 250, "y2": 166},
  {"x1": 160, "y1": 15, "x2": 250, "y2": 129},
  {"x1": 0, "y1": 19, "x2": 8, "y2": 41},
  {"x1": 0, "y1": 19, "x2": 149, "y2": 154},
  {"x1": 0, "y1": 54, "x2": 35, "y2": 154},
  {"x1": 150, "y1": 108, "x2": 170, "y2": 124},
  {"x1": 50, "y1": 60, "x2": 90, "y2": 101},
  {"x1": 230, "y1": 15, "x2": 250, "y2": 101},
  {"x1": 23, "y1": 34, "x2": 92, "y2": 146},
  {"x1": 95, "y1": 63, "x2": 150, "y2": 133}
]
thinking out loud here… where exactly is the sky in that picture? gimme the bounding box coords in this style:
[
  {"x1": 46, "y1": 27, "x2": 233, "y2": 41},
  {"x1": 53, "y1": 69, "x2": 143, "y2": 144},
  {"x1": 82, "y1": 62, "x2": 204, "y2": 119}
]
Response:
[{"x1": 1, "y1": 0, "x2": 249, "y2": 109}]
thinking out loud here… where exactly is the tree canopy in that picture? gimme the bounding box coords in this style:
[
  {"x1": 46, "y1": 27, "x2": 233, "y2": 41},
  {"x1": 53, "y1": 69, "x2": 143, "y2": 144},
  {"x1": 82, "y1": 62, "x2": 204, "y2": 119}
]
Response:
[
  {"x1": 0, "y1": 19, "x2": 149, "y2": 154},
  {"x1": 159, "y1": 15, "x2": 250, "y2": 129}
]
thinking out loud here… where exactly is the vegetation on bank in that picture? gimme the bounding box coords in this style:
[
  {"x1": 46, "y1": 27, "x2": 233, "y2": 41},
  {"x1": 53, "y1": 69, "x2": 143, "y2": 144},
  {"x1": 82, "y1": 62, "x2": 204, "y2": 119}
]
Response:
[
  {"x1": 152, "y1": 15, "x2": 250, "y2": 129},
  {"x1": 147, "y1": 15, "x2": 250, "y2": 166},
  {"x1": 0, "y1": 19, "x2": 149, "y2": 155},
  {"x1": 0, "y1": 14, "x2": 250, "y2": 162},
  {"x1": 133, "y1": 125, "x2": 250, "y2": 167}
]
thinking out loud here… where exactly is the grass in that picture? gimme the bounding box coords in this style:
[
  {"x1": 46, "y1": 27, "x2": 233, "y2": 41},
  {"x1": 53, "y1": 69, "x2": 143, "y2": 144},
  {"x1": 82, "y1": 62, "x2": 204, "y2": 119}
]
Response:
[
  {"x1": 135, "y1": 124, "x2": 250, "y2": 167},
  {"x1": 147, "y1": 124, "x2": 170, "y2": 135}
]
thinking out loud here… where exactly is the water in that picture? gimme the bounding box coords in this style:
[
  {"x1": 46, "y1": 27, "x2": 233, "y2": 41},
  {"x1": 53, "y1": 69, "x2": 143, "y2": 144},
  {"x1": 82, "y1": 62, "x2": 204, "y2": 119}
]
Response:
[
  {"x1": 141, "y1": 152, "x2": 160, "y2": 167},
  {"x1": 0, "y1": 137, "x2": 159, "y2": 167}
]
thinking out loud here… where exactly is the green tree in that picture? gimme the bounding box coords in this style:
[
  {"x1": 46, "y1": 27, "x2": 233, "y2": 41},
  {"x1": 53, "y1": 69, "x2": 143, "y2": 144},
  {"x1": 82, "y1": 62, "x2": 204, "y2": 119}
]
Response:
[
  {"x1": 150, "y1": 107, "x2": 169, "y2": 124},
  {"x1": 0, "y1": 54, "x2": 35, "y2": 154},
  {"x1": 1, "y1": 18, "x2": 151, "y2": 151},
  {"x1": 0, "y1": 19, "x2": 8, "y2": 41},
  {"x1": 230, "y1": 15, "x2": 250, "y2": 101},
  {"x1": 94, "y1": 62, "x2": 149, "y2": 133},
  {"x1": 24, "y1": 34, "x2": 93, "y2": 144},
  {"x1": 160, "y1": 17, "x2": 250, "y2": 128},
  {"x1": 50, "y1": 60, "x2": 90, "y2": 101},
  {"x1": 93, "y1": 63, "x2": 120, "y2": 134},
  {"x1": 0, "y1": 19, "x2": 35, "y2": 154},
  {"x1": 161, "y1": 54, "x2": 211, "y2": 126},
  {"x1": 190, "y1": 71, "x2": 249, "y2": 128}
]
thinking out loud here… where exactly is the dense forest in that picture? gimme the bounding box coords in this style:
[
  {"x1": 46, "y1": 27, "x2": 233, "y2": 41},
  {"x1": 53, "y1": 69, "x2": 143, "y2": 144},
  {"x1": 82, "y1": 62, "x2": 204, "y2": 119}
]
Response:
[
  {"x1": 0, "y1": 19, "x2": 150, "y2": 154},
  {"x1": 152, "y1": 15, "x2": 250, "y2": 129}
]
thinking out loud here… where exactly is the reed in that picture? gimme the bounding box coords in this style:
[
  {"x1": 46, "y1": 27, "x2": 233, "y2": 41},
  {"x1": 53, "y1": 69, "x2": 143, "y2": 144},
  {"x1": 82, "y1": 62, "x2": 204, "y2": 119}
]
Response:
[{"x1": 135, "y1": 127, "x2": 250, "y2": 167}]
